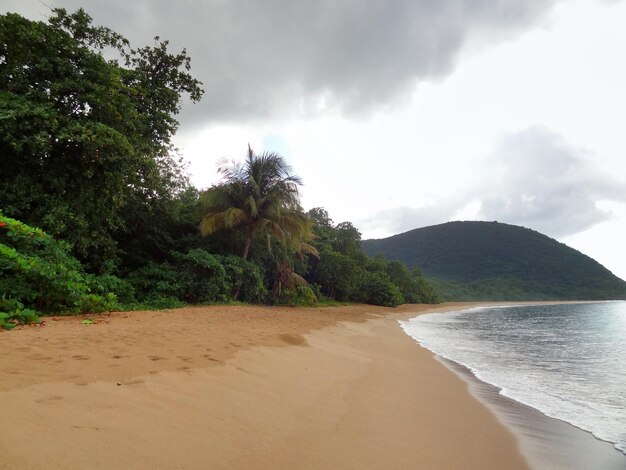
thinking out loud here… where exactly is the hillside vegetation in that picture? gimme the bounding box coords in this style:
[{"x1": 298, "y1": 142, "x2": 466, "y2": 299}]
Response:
[{"x1": 362, "y1": 221, "x2": 626, "y2": 301}]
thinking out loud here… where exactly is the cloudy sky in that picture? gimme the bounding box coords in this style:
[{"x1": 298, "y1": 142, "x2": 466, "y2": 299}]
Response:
[{"x1": 4, "y1": 0, "x2": 626, "y2": 279}]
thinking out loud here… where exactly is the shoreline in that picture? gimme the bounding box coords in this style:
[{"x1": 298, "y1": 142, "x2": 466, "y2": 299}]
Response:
[
  {"x1": 441, "y1": 357, "x2": 626, "y2": 470},
  {"x1": 0, "y1": 302, "x2": 527, "y2": 469},
  {"x1": 398, "y1": 302, "x2": 626, "y2": 470}
]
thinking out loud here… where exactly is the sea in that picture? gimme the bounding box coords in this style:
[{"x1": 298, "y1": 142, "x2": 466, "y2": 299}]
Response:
[{"x1": 400, "y1": 302, "x2": 626, "y2": 469}]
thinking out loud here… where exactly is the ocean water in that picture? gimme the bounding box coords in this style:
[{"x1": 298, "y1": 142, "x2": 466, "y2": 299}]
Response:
[{"x1": 400, "y1": 302, "x2": 626, "y2": 456}]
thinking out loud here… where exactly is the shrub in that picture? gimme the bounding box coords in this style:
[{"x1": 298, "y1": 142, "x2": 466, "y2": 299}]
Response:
[
  {"x1": 356, "y1": 271, "x2": 404, "y2": 307},
  {"x1": 274, "y1": 285, "x2": 318, "y2": 306},
  {"x1": 127, "y1": 249, "x2": 267, "y2": 305},
  {"x1": 127, "y1": 261, "x2": 183, "y2": 301},
  {"x1": 76, "y1": 293, "x2": 118, "y2": 313},
  {"x1": 172, "y1": 249, "x2": 229, "y2": 303},
  {"x1": 219, "y1": 255, "x2": 266, "y2": 303},
  {"x1": 0, "y1": 298, "x2": 40, "y2": 330},
  {"x1": 86, "y1": 274, "x2": 136, "y2": 305},
  {"x1": 0, "y1": 214, "x2": 90, "y2": 313}
]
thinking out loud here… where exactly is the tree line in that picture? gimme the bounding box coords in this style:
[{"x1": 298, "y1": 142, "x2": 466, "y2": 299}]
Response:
[{"x1": 0, "y1": 8, "x2": 438, "y2": 326}]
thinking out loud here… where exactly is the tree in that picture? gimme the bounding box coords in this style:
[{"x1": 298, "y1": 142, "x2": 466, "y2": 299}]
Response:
[
  {"x1": 312, "y1": 249, "x2": 361, "y2": 300},
  {"x1": 199, "y1": 146, "x2": 317, "y2": 261},
  {"x1": 0, "y1": 9, "x2": 203, "y2": 270}
]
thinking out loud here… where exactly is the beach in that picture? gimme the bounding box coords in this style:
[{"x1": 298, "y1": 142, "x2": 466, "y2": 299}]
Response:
[{"x1": 0, "y1": 303, "x2": 528, "y2": 469}]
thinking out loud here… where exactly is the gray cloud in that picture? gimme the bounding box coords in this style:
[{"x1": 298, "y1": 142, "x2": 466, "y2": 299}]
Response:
[
  {"x1": 357, "y1": 200, "x2": 465, "y2": 237},
  {"x1": 2, "y1": 0, "x2": 559, "y2": 126},
  {"x1": 475, "y1": 126, "x2": 626, "y2": 237},
  {"x1": 360, "y1": 126, "x2": 626, "y2": 238}
]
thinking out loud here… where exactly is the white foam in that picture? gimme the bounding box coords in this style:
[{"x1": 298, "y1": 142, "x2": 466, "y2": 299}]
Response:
[{"x1": 399, "y1": 302, "x2": 626, "y2": 455}]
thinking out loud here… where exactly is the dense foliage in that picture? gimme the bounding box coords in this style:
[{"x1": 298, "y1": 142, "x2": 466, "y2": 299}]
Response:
[
  {"x1": 0, "y1": 214, "x2": 116, "y2": 328},
  {"x1": 305, "y1": 209, "x2": 439, "y2": 306},
  {"x1": 200, "y1": 146, "x2": 317, "y2": 261},
  {"x1": 362, "y1": 221, "x2": 626, "y2": 301},
  {"x1": 0, "y1": 9, "x2": 438, "y2": 322},
  {"x1": 0, "y1": 9, "x2": 202, "y2": 270}
]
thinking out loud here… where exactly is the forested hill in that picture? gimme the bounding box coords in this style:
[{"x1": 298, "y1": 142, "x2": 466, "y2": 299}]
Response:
[{"x1": 361, "y1": 221, "x2": 626, "y2": 301}]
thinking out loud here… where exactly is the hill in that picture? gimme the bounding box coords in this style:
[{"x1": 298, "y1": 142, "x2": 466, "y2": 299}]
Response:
[{"x1": 361, "y1": 221, "x2": 626, "y2": 301}]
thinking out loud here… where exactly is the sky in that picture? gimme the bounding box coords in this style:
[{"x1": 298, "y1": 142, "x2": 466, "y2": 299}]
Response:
[{"x1": 3, "y1": 0, "x2": 626, "y2": 280}]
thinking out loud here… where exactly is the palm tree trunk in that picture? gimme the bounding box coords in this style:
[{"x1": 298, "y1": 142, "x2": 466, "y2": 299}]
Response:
[
  {"x1": 235, "y1": 224, "x2": 255, "y2": 300},
  {"x1": 241, "y1": 224, "x2": 255, "y2": 261}
]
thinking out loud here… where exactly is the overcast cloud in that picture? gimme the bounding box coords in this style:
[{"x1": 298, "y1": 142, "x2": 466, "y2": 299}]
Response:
[
  {"x1": 3, "y1": 1, "x2": 626, "y2": 278},
  {"x1": 476, "y1": 127, "x2": 626, "y2": 237},
  {"x1": 360, "y1": 127, "x2": 626, "y2": 239},
  {"x1": 3, "y1": 0, "x2": 559, "y2": 124}
]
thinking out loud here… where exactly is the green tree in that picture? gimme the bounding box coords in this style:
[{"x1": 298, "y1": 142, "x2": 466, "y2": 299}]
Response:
[
  {"x1": 305, "y1": 208, "x2": 367, "y2": 301},
  {"x1": 332, "y1": 221, "x2": 363, "y2": 257},
  {"x1": 0, "y1": 9, "x2": 203, "y2": 270},
  {"x1": 313, "y1": 249, "x2": 361, "y2": 300},
  {"x1": 199, "y1": 146, "x2": 316, "y2": 261},
  {"x1": 116, "y1": 186, "x2": 204, "y2": 272}
]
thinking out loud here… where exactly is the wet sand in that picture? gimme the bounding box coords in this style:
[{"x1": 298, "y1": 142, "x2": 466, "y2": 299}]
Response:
[
  {"x1": 0, "y1": 303, "x2": 527, "y2": 469},
  {"x1": 443, "y1": 358, "x2": 626, "y2": 470}
]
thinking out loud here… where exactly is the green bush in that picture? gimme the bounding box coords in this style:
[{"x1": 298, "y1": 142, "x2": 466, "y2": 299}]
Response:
[
  {"x1": 0, "y1": 298, "x2": 40, "y2": 330},
  {"x1": 128, "y1": 250, "x2": 230, "y2": 304},
  {"x1": 0, "y1": 214, "x2": 90, "y2": 313},
  {"x1": 0, "y1": 214, "x2": 131, "y2": 316},
  {"x1": 172, "y1": 249, "x2": 229, "y2": 303},
  {"x1": 274, "y1": 285, "x2": 318, "y2": 306},
  {"x1": 127, "y1": 261, "x2": 183, "y2": 301},
  {"x1": 86, "y1": 274, "x2": 136, "y2": 305},
  {"x1": 76, "y1": 293, "x2": 118, "y2": 313},
  {"x1": 127, "y1": 249, "x2": 267, "y2": 305},
  {"x1": 356, "y1": 271, "x2": 404, "y2": 307},
  {"x1": 219, "y1": 255, "x2": 266, "y2": 303}
]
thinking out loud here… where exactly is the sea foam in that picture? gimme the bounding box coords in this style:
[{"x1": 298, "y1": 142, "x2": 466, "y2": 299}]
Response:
[{"x1": 400, "y1": 302, "x2": 626, "y2": 456}]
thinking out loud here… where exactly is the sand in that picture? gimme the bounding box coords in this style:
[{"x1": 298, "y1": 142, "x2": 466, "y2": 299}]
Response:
[{"x1": 0, "y1": 303, "x2": 528, "y2": 469}]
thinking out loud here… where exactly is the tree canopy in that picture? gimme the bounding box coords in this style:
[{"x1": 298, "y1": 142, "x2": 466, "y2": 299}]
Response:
[
  {"x1": 199, "y1": 146, "x2": 317, "y2": 261},
  {"x1": 0, "y1": 8, "x2": 203, "y2": 270}
]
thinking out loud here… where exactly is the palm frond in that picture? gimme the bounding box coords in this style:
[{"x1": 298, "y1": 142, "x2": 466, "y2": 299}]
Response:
[
  {"x1": 257, "y1": 218, "x2": 285, "y2": 239},
  {"x1": 295, "y1": 241, "x2": 319, "y2": 258},
  {"x1": 199, "y1": 207, "x2": 248, "y2": 235},
  {"x1": 200, "y1": 145, "x2": 310, "y2": 261}
]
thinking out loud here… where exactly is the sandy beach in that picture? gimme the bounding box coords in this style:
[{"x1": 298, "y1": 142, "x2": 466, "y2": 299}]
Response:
[{"x1": 0, "y1": 303, "x2": 528, "y2": 469}]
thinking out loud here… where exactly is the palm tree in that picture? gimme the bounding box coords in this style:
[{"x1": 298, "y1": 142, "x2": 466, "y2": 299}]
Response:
[{"x1": 199, "y1": 145, "x2": 318, "y2": 261}]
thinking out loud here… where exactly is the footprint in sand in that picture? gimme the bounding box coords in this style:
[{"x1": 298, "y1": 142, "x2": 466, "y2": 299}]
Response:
[
  {"x1": 72, "y1": 355, "x2": 90, "y2": 360},
  {"x1": 204, "y1": 356, "x2": 223, "y2": 363},
  {"x1": 121, "y1": 379, "x2": 144, "y2": 386},
  {"x1": 35, "y1": 395, "x2": 64, "y2": 403},
  {"x1": 278, "y1": 333, "x2": 308, "y2": 346},
  {"x1": 72, "y1": 425, "x2": 100, "y2": 431},
  {"x1": 30, "y1": 355, "x2": 53, "y2": 361}
]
